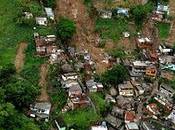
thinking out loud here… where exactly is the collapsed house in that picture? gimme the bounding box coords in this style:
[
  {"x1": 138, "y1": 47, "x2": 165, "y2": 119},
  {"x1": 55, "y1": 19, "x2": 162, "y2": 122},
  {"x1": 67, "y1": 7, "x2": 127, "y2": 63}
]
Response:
[
  {"x1": 29, "y1": 102, "x2": 51, "y2": 121},
  {"x1": 34, "y1": 33, "x2": 57, "y2": 56}
]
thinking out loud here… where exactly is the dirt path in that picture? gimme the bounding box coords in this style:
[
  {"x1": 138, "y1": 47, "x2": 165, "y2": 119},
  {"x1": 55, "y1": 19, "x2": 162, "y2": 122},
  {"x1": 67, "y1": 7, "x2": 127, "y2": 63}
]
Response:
[
  {"x1": 15, "y1": 42, "x2": 27, "y2": 73},
  {"x1": 37, "y1": 63, "x2": 50, "y2": 102},
  {"x1": 55, "y1": 0, "x2": 108, "y2": 73}
]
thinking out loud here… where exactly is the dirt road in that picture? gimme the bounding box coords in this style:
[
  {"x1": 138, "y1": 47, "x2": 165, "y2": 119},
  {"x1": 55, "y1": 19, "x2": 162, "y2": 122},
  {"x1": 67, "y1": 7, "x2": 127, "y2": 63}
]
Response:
[
  {"x1": 37, "y1": 63, "x2": 50, "y2": 102},
  {"x1": 55, "y1": 0, "x2": 108, "y2": 73},
  {"x1": 15, "y1": 42, "x2": 27, "y2": 73}
]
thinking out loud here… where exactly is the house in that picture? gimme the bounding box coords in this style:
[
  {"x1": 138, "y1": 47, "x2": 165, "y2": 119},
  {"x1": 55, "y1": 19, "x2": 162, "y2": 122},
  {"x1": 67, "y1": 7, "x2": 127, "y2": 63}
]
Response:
[
  {"x1": 91, "y1": 122, "x2": 108, "y2": 130},
  {"x1": 146, "y1": 103, "x2": 160, "y2": 115},
  {"x1": 159, "y1": 55, "x2": 175, "y2": 64},
  {"x1": 132, "y1": 61, "x2": 149, "y2": 73},
  {"x1": 154, "y1": 92, "x2": 173, "y2": 110},
  {"x1": 116, "y1": 95, "x2": 134, "y2": 110},
  {"x1": 111, "y1": 106, "x2": 124, "y2": 119},
  {"x1": 125, "y1": 122, "x2": 139, "y2": 130},
  {"x1": 105, "y1": 114, "x2": 123, "y2": 128},
  {"x1": 61, "y1": 73, "x2": 78, "y2": 82},
  {"x1": 136, "y1": 37, "x2": 153, "y2": 49},
  {"x1": 159, "y1": 45, "x2": 173, "y2": 54},
  {"x1": 86, "y1": 79, "x2": 103, "y2": 92},
  {"x1": 68, "y1": 82, "x2": 82, "y2": 96},
  {"x1": 24, "y1": 12, "x2": 33, "y2": 19},
  {"x1": 34, "y1": 34, "x2": 57, "y2": 56},
  {"x1": 99, "y1": 10, "x2": 112, "y2": 19},
  {"x1": 123, "y1": 32, "x2": 130, "y2": 38},
  {"x1": 36, "y1": 17, "x2": 48, "y2": 26},
  {"x1": 142, "y1": 121, "x2": 156, "y2": 130},
  {"x1": 118, "y1": 81, "x2": 134, "y2": 97},
  {"x1": 161, "y1": 64, "x2": 175, "y2": 71},
  {"x1": 29, "y1": 102, "x2": 51, "y2": 121},
  {"x1": 125, "y1": 111, "x2": 136, "y2": 123},
  {"x1": 114, "y1": 8, "x2": 129, "y2": 17},
  {"x1": 166, "y1": 109, "x2": 175, "y2": 124},
  {"x1": 49, "y1": 49, "x2": 65, "y2": 64},
  {"x1": 156, "y1": 3, "x2": 169, "y2": 15},
  {"x1": 160, "y1": 84, "x2": 174, "y2": 97},
  {"x1": 131, "y1": 81, "x2": 145, "y2": 95},
  {"x1": 145, "y1": 66, "x2": 157, "y2": 77},
  {"x1": 161, "y1": 70, "x2": 174, "y2": 80},
  {"x1": 45, "y1": 7, "x2": 54, "y2": 20}
]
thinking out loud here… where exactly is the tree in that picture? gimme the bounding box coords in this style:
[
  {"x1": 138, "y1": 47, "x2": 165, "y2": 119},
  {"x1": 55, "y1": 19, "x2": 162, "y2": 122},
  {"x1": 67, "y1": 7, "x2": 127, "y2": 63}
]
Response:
[
  {"x1": 131, "y1": 2, "x2": 153, "y2": 29},
  {"x1": 56, "y1": 17, "x2": 76, "y2": 44},
  {"x1": 101, "y1": 65, "x2": 128, "y2": 87},
  {"x1": 0, "y1": 64, "x2": 15, "y2": 86},
  {"x1": 42, "y1": 0, "x2": 56, "y2": 8},
  {"x1": 0, "y1": 102, "x2": 40, "y2": 130},
  {"x1": 3, "y1": 77, "x2": 40, "y2": 108}
]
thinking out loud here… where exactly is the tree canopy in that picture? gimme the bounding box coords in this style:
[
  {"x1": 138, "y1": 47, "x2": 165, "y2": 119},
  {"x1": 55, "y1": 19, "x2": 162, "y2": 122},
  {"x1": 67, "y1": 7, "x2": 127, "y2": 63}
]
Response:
[
  {"x1": 101, "y1": 64, "x2": 129, "y2": 87},
  {"x1": 56, "y1": 17, "x2": 76, "y2": 43}
]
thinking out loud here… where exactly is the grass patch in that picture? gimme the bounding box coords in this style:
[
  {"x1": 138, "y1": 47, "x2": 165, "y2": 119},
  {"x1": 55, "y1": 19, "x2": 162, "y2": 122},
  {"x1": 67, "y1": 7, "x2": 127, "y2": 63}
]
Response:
[
  {"x1": 61, "y1": 108, "x2": 100, "y2": 130},
  {"x1": 95, "y1": 18, "x2": 128, "y2": 41},
  {"x1": 0, "y1": 0, "x2": 34, "y2": 66},
  {"x1": 156, "y1": 22, "x2": 170, "y2": 39},
  {"x1": 90, "y1": 93, "x2": 107, "y2": 115}
]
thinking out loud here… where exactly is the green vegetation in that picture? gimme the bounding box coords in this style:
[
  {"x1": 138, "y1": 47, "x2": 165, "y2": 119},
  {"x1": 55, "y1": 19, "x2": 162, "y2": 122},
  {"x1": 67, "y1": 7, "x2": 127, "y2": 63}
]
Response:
[
  {"x1": 109, "y1": 48, "x2": 126, "y2": 58},
  {"x1": 101, "y1": 64, "x2": 129, "y2": 87},
  {"x1": 0, "y1": 65, "x2": 40, "y2": 130},
  {"x1": 56, "y1": 17, "x2": 76, "y2": 44},
  {"x1": 156, "y1": 22, "x2": 170, "y2": 39},
  {"x1": 61, "y1": 108, "x2": 100, "y2": 130},
  {"x1": 131, "y1": 2, "x2": 154, "y2": 29},
  {"x1": 96, "y1": 18, "x2": 128, "y2": 41},
  {"x1": 90, "y1": 93, "x2": 109, "y2": 115},
  {"x1": 0, "y1": 0, "x2": 34, "y2": 66},
  {"x1": 42, "y1": 0, "x2": 56, "y2": 8}
]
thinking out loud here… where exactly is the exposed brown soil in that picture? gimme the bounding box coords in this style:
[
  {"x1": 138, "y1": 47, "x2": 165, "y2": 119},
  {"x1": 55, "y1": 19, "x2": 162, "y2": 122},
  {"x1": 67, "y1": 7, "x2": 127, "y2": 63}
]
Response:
[
  {"x1": 15, "y1": 42, "x2": 27, "y2": 73},
  {"x1": 37, "y1": 63, "x2": 50, "y2": 102},
  {"x1": 55, "y1": 0, "x2": 108, "y2": 74},
  {"x1": 166, "y1": 0, "x2": 175, "y2": 46}
]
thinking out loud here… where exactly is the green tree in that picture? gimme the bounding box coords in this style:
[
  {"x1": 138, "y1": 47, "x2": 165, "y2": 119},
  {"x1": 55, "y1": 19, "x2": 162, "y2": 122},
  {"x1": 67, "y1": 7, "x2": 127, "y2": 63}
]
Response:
[
  {"x1": 131, "y1": 2, "x2": 153, "y2": 29},
  {"x1": 56, "y1": 17, "x2": 76, "y2": 44},
  {"x1": 42, "y1": 0, "x2": 56, "y2": 8},
  {"x1": 101, "y1": 64, "x2": 128, "y2": 87},
  {"x1": 3, "y1": 78, "x2": 40, "y2": 108},
  {"x1": 0, "y1": 102, "x2": 40, "y2": 130},
  {"x1": 0, "y1": 64, "x2": 15, "y2": 86}
]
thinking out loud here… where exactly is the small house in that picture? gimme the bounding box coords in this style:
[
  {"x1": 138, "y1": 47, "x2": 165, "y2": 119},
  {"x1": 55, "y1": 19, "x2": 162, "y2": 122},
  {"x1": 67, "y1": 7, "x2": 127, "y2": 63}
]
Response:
[
  {"x1": 146, "y1": 103, "x2": 160, "y2": 115},
  {"x1": 125, "y1": 122, "x2": 139, "y2": 130},
  {"x1": 125, "y1": 111, "x2": 136, "y2": 123},
  {"x1": 36, "y1": 17, "x2": 48, "y2": 26},
  {"x1": 30, "y1": 102, "x2": 51, "y2": 121},
  {"x1": 105, "y1": 114, "x2": 123, "y2": 128},
  {"x1": 145, "y1": 66, "x2": 157, "y2": 77},
  {"x1": 86, "y1": 79, "x2": 103, "y2": 92},
  {"x1": 167, "y1": 109, "x2": 175, "y2": 124},
  {"x1": 61, "y1": 73, "x2": 78, "y2": 82},
  {"x1": 91, "y1": 122, "x2": 108, "y2": 130},
  {"x1": 118, "y1": 81, "x2": 134, "y2": 97},
  {"x1": 113, "y1": 8, "x2": 129, "y2": 17},
  {"x1": 99, "y1": 10, "x2": 112, "y2": 19},
  {"x1": 45, "y1": 7, "x2": 54, "y2": 20},
  {"x1": 136, "y1": 37, "x2": 153, "y2": 49},
  {"x1": 34, "y1": 34, "x2": 57, "y2": 56},
  {"x1": 157, "y1": 4, "x2": 169, "y2": 15}
]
